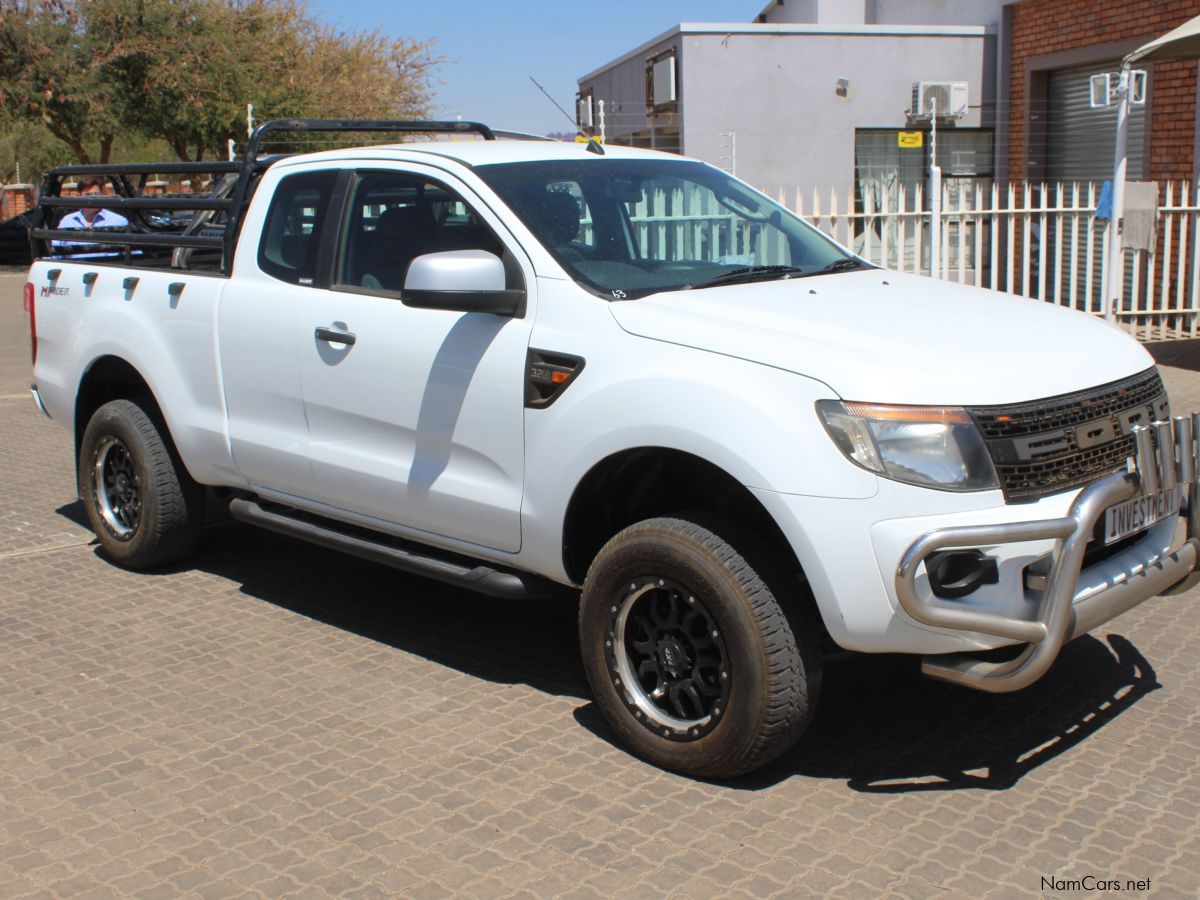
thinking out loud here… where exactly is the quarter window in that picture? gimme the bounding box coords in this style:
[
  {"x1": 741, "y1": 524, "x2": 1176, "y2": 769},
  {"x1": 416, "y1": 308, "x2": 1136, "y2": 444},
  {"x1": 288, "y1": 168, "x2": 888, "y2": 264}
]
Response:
[{"x1": 258, "y1": 170, "x2": 338, "y2": 285}]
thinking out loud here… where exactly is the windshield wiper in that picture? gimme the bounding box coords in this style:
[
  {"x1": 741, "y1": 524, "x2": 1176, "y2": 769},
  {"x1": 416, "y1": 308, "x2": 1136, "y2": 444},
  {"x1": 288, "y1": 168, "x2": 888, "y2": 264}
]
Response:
[
  {"x1": 696, "y1": 265, "x2": 806, "y2": 288},
  {"x1": 798, "y1": 257, "x2": 871, "y2": 277}
]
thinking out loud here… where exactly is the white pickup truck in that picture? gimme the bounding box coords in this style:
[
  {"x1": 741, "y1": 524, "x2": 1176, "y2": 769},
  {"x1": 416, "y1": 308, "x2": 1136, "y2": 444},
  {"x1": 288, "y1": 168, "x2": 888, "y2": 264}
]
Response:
[{"x1": 23, "y1": 119, "x2": 1200, "y2": 777}]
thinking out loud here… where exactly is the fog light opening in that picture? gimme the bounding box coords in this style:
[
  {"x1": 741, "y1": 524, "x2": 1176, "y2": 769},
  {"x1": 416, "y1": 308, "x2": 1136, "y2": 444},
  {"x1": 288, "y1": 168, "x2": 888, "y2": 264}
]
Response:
[{"x1": 926, "y1": 549, "x2": 999, "y2": 600}]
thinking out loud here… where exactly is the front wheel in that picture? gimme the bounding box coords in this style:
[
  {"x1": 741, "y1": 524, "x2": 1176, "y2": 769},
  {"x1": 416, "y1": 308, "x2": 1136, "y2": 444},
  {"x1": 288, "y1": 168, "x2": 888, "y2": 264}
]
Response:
[
  {"x1": 579, "y1": 516, "x2": 820, "y2": 778},
  {"x1": 78, "y1": 399, "x2": 204, "y2": 569}
]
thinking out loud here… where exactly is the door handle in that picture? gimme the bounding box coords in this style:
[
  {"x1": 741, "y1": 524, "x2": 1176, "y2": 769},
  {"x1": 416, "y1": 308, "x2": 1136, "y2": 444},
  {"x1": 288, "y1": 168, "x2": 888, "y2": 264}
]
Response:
[{"x1": 315, "y1": 325, "x2": 356, "y2": 346}]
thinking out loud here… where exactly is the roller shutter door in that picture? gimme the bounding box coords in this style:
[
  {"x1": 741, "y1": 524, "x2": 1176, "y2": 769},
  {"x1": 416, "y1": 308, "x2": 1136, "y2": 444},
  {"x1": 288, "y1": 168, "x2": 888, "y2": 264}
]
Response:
[{"x1": 1046, "y1": 60, "x2": 1146, "y2": 183}]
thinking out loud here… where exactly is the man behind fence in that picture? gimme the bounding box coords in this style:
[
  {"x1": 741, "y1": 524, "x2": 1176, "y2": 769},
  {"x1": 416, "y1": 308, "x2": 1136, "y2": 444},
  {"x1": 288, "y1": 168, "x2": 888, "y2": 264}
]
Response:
[{"x1": 53, "y1": 178, "x2": 128, "y2": 249}]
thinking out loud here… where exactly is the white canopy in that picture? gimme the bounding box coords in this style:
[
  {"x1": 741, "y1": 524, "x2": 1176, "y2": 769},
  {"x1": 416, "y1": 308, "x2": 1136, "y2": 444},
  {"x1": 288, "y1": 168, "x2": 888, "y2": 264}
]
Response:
[{"x1": 1127, "y1": 14, "x2": 1200, "y2": 63}]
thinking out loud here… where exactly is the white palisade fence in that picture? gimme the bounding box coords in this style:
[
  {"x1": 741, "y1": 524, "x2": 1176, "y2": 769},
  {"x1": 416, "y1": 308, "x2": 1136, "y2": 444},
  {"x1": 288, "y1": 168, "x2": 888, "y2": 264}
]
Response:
[{"x1": 781, "y1": 180, "x2": 1200, "y2": 342}]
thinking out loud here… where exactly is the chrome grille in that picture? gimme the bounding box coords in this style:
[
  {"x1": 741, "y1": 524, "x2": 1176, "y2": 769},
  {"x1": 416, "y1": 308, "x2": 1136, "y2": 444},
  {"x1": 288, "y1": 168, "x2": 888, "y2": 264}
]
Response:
[{"x1": 969, "y1": 368, "x2": 1168, "y2": 502}]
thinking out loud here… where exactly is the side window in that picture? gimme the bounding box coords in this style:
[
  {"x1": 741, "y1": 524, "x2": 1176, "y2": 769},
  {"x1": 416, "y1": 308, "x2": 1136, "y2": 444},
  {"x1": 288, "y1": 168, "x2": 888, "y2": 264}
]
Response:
[
  {"x1": 336, "y1": 171, "x2": 507, "y2": 294},
  {"x1": 257, "y1": 170, "x2": 338, "y2": 285}
]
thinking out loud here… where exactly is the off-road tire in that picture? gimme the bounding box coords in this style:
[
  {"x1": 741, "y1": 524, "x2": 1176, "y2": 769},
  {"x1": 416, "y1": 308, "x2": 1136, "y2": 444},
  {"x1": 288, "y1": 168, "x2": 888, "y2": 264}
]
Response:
[
  {"x1": 579, "y1": 515, "x2": 820, "y2": 778},
  {"x1": 78, "y1": 399, "x2": 204, "y2": 569}
]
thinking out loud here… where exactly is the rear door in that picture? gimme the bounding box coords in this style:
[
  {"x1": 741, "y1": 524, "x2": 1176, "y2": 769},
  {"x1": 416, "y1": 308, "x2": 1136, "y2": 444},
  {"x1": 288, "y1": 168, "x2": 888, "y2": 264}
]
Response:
[
  {"x1": 218, "y1": 166, "x2": 343, "y2": 497},
  {"x1": 296, "y1": 164, "x2": 535, "y2": 552}
]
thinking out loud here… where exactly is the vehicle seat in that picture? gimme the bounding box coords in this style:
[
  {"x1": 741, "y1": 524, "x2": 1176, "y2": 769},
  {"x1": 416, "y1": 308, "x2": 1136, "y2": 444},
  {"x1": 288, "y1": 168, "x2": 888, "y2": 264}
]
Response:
[
  {"x1": 525, "y1": 191, "x2": 582, "y2": 259},
  {"x1": 281, "y1": 235, "x2": 313, "y2": 275},
  {"x1": 358, "y1": 203, "x2": 435, "y2": 291}
]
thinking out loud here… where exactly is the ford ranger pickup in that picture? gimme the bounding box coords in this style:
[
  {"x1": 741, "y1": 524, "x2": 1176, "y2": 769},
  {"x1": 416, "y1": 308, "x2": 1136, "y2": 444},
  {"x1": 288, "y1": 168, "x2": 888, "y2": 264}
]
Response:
[{"x1": 23, "y1": 119, "x2": 1200, "y2": 777}]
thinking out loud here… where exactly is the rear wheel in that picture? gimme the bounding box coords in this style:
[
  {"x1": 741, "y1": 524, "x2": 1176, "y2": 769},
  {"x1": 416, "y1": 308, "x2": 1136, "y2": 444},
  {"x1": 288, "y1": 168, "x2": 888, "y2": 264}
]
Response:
[
  {"x1": 579, "y1": 515, "x2": 820, "y2": 778},
  {"x1": 79, "y1": 399, "x2": 204, "y2": 569}
]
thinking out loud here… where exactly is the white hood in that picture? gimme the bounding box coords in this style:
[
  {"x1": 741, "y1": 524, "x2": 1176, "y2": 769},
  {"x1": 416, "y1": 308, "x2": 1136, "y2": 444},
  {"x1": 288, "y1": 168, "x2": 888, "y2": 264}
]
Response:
[{"x1": 608, "y1": 270, "x2": 1155, "y2": 406}]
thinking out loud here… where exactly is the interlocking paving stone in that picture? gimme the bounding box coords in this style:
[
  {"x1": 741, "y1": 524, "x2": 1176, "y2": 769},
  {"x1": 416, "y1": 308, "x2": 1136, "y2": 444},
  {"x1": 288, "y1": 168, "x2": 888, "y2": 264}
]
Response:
[{"x1": 1, "y1": 270, "x2": 1199, "y2": 896}]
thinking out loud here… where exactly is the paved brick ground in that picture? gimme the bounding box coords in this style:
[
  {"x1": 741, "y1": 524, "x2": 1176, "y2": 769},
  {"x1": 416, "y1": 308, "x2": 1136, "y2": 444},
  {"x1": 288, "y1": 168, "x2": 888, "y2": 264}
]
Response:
[{"x1": 1, "y1": 269, "x2": 1198, "y2": 898}]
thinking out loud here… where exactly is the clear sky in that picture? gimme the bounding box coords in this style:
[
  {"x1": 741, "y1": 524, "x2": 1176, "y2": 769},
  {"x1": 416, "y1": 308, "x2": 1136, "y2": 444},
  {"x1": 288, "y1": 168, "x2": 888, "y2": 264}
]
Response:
[{"x1": 305, "y1": 0, "x2": 759, "y2": 136}]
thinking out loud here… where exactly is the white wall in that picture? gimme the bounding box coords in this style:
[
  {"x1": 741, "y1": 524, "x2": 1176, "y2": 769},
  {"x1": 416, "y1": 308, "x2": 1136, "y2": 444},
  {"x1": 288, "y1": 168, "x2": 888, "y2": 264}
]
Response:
[
  {"x1": 678, "y1": 30, "x2": 993, "y2": 194},
  {"x1": 870, "y1": 0, "x2": 1005, "y2": 27},
  {"x1": 757, "y1": 0, "x2": 1005, "y2": 27},
  {"x1": 759, "y1": 0, "x2": 868, "y2": 24}
]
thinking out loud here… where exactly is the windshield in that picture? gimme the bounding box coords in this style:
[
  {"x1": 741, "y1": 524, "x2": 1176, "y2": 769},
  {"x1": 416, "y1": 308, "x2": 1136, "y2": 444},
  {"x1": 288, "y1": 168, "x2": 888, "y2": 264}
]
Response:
[{"x1": 475, "y1": 157, "x2": 860, "y2": 300}]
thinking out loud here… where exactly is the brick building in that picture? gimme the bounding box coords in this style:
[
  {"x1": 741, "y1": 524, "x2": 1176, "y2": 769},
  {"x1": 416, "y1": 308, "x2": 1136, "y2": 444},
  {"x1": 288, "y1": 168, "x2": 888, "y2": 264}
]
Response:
[
  {"x1": 1002, "y1": 0, "x2": 1200, "y2": 185},
  {"x1": 0, "y1": 184, "x2": 34, "y2": 220}
]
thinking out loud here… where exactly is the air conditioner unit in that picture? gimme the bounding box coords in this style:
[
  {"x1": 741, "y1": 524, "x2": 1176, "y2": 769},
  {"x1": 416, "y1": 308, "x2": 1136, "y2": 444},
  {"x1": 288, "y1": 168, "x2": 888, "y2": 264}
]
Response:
[{"x1": 912, "y1": 81, "x2": 969, "y2": 119}]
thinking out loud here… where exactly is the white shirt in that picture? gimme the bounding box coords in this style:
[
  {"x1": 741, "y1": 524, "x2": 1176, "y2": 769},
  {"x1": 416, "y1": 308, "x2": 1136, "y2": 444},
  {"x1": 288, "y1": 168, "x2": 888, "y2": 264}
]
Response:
[
  {"x1": 53, "y1": 207, "x2": 129, "y2": 250},
  {"x1": 58, "y1": 208, "x2": 129, "y2": 230}
]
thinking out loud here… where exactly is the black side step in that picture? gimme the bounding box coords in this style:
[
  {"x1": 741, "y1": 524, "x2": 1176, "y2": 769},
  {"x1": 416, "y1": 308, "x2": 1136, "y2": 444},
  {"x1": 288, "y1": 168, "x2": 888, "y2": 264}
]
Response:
[{"x1": 228, "y1": 498, "x2": 565, "y2": 600}]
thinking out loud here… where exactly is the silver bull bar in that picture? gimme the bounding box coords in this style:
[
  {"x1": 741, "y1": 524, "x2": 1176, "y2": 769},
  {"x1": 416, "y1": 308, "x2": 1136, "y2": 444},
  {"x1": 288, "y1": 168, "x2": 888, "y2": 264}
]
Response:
[{"x1": 896, "y1": 414, "x2": 1200, "y2": 693}]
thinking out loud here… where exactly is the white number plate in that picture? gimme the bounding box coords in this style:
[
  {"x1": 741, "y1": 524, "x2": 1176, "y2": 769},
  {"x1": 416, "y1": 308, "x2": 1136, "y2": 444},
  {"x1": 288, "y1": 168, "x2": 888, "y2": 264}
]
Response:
[{"x1": 1103, "y1": 487, "x2": 1180, "y2": 545}]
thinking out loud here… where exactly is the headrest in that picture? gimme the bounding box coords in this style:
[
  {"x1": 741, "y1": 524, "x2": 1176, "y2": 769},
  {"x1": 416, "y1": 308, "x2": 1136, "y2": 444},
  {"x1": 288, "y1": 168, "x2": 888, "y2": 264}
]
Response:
[
  {"x1": 530, "y1": 191, "x2": 581, "y2": 245},
  {"x1": 377, "y1": 203, "x2": 434, "y2": 238}
]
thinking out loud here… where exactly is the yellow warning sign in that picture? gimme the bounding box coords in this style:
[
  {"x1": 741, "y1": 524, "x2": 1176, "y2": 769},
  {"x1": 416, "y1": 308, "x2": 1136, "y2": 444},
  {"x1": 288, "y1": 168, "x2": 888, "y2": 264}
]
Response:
[{"x1": 897, "y1": 131, "x2": 923, "y2": 149}]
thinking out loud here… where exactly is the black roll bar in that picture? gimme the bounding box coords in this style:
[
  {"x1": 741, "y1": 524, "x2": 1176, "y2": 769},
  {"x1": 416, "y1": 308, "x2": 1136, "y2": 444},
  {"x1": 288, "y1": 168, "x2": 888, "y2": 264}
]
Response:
[{"x1": 32, "y1": 118, "x2": 496, "y2": 273}]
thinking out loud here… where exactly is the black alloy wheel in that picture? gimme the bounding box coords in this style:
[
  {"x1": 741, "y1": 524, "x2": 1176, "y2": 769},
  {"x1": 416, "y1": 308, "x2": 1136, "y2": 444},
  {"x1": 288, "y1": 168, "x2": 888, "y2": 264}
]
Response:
[
  {"x1": 606, "y1": 575, "x2": 731, "y2": 741},
  {"x1": 93, "y1": 435, "x2": 142, "y2": 539},
  {"x1": 580, "y1": 515, "x2": 820, "y2": 778},
  {"x1": 79, "y1": 399, "x2": 204, "y2": 568}
]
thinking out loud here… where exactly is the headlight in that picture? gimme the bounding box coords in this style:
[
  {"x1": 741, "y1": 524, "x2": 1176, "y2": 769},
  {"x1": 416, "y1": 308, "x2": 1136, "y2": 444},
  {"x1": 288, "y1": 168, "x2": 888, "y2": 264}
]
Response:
[{"x1": 816, "y1": 400, "x2": 999, "y2": 492}]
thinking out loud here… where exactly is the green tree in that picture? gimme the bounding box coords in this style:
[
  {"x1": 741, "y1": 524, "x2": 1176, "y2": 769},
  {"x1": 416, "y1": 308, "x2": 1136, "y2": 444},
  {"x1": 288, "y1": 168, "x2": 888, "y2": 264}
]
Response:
[
  {"x1": 0, "y1": 116, "x2": 72, "y2": 184},
  {"x1": 0, "y1": 0, "x2": 441, "y2": 165},
  {"x1": 92, "y1": 0, "x2": 302, "y2": 161},
  {"x1": 0, "y1": 0, "x2": 126, "y2": 163}
]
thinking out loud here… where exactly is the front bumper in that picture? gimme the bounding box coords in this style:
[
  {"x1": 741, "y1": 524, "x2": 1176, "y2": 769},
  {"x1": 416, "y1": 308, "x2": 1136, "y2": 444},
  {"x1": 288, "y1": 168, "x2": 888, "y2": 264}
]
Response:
[{"x1": 897, "y1": 417, "x2": 1199, "y2": 693}]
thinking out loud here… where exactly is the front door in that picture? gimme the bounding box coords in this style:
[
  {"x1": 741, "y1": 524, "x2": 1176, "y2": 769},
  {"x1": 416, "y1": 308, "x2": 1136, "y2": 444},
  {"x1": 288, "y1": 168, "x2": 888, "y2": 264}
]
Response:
[{"x1": 297, "y1": 167, "x2": 533, "y2": 552}]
